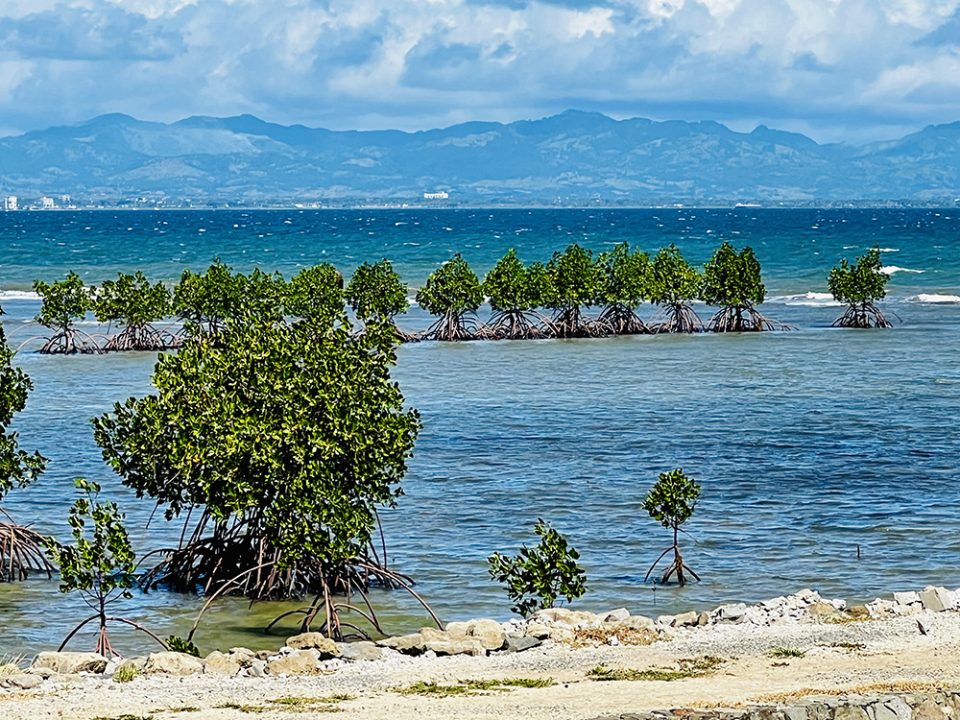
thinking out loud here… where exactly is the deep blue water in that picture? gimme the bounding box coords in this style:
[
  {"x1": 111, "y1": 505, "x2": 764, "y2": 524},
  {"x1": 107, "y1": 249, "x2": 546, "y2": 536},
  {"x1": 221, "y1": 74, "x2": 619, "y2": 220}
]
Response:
[{"x1": 1, "y1": 208, "x2": 959, "y2": 656}]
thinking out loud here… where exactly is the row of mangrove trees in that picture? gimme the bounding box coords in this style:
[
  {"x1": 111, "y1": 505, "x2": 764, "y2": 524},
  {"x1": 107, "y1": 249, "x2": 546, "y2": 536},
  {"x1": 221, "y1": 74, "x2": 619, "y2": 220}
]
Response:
[{"x1": 23, "y1": 243, "x2": 893, "y2": 354}]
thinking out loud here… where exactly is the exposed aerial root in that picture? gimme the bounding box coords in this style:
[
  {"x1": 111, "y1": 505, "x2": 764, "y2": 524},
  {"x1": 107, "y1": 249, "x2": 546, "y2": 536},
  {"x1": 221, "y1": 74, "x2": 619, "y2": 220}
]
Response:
[
  {"x1": 832, "y1": 302, "x2": 895, "y2": 329},
  {"x1": 32, "y1": 328, "x2": 102, "y2": 354},
  {"x1": 597, "y1": 304, "x2": 649, "y2": 335},
  {"x1": 418, "y1": 311, "x2": 482, "y2": 341},
  {"x1": 103, "y1": 324, "x2": 178, "y2": 352},
  {"x1": 478, "y1": 310, "x2": 555, "y2": 340},
  {"x1": 0, "y1": 510, "x2": 55, "y2": 582},
  {"x1": 650, "y1": 303, "x2": 704, "y2": 334},
  {"x1": 551, "y1": 306, "x2": 607, "y2": 339},
  {"x1": 708, "y1": 304, "x2": 789, "y2": 332}
]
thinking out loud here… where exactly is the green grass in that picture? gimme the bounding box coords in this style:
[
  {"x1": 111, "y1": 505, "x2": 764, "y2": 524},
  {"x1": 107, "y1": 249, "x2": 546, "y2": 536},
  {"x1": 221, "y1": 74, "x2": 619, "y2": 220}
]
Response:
[
  {"x1": 91, "y1": 716, "x2": 154, "y2": 720},
  {"x1": 588, "y1": 656, "x2": 725, "y2": 682},
  {"x1": 768, "y1": 646, "x2": 806, "y2": 658},
  {"x1": 165, "y1": 708, "x2": 200, "y2": 714},
  {"x1": 113, "y1": 664, "x2": 141, "y2": 684},
  {"x1": 394, "y1": 677, "x2": 554, "y2": 697}
]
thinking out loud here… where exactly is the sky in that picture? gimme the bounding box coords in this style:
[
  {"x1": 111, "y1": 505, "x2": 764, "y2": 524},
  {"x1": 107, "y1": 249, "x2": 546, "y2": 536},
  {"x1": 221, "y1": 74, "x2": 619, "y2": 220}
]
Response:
[{"x1": 0, "y1": 0, "x2": 958, "y2": 143}]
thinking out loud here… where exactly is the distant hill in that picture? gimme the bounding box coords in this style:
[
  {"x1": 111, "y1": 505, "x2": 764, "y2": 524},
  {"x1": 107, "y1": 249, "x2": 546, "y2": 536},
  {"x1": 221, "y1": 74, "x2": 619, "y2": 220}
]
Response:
[{"x1": 1, "y1": 110, "x2": 958, "y2": 204}]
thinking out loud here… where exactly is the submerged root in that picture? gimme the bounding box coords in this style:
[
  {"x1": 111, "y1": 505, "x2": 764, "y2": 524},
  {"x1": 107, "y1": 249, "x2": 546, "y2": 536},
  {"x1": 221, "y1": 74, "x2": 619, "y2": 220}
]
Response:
[
  {"x1": 0, "y1": 513, "x2": 55, "y2": 582},
  {"x1": 34, "y1": 328, "x2": 102, "y2": 354},
  {"x1": 832, "y1": 302, "x2": 894, "y2": 329},
  {"x1": 650, "y1": 303, "x2": 703, "y2": 334},
  {"x1": 551, "y1": 306, "x2": 606, "y2": 339},
  {"x1": 708, "y1": 304, "x2": 788, "y2": 332}
]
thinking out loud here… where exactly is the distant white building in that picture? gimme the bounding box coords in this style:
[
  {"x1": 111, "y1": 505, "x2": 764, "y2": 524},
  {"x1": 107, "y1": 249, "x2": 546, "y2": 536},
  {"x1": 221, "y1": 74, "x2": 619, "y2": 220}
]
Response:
[
  {"x1": 423, "y1": 191, "x2": 449, "y2": 200},
  {"x1": 4, "y1": 196, "x2": 18, "y2": 211},
  {"x1": 40, "y1": 196, "x2": 55, "y2": 209}
]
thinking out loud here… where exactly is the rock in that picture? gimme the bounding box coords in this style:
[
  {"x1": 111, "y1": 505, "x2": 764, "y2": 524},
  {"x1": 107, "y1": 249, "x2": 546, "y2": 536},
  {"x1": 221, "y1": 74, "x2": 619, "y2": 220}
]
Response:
[
  {"x1": 834, "y1": 706, "x2": 870, "y2": 720},
  {"x1": 866, "y1": 599, "x2": 897, "y2": 618},
  {"x1": 0, "y1": 674, "x2": 43, "y2": 690},
  {"x1": 337, "y1": 641, "x2": 382, "y2": 662},
  {"x1": 114, "y1": 657, "x2": 146, "y2": 678},
  {"x1": 532, "y1": 607, "x2": 599, "y2": 628},
  {"x1": 656, "y1": 615, "x2": 675, "y2": 626},
  {"x1": 504, "y1": 635, "x2": 543, "y2": 653},
  {"x1": 672, "y1": 611, "x2": 699, "y2": 627},
  {"x1": 917, "y1": 617, "x2": 932, "y2": 635},
  {"x1": 697, "y1": 611, "x2": 711, "y2": 626},
  {"x1": 285, "y1": 632, "x2": 342, "y2": 657},
  {"x1": 893, "y1": 591, "x2": 921, "y2": 606},
  {"x1": 873, "y1": 697, "x2": 913, "y2": 720},
  {"x1": 613, "y1": 615, "x2": 655, "y2": 631},
  {"x1": 265, "y1": 649, "x2": 320, "y2": 676},
  {"x1": 525, "y1": 623, "x2": 552, "y2": 640},
  {"x1": 377, "y1": 633, "x2": 425, "y2": 654},
  {"x1": 714, "y1": 603, "x2": 748, "y2": 623},
  {"x1": 913, "y1": 699, "x2": 950, "y2": 720},
  {"x1": 445, "y1": 619, "x2": 506, "y2": 651},
  {"x1": 143, "y1": 652, "x2": 205, "y2": 676},
  {"x1": 203, "y1": 651, "x2": 241, "y2": 676},
  {"x1": 246, "y1": 659, "x2": 266, "y2": 678},
  {"x1": 31, "y1": 652, "x2": 107, "y2": 675},
  {"x1": 808, "y1": 601, "x2": 843, "y2": 621},
  {"x1": 919, "y1": 586, "x2": 956, "y2": 612},
  {"x1": 423, "y1": 637, "x2": 486, "y2": 656},
  {"x1": 603, "y1": 608, "x2": 630, "y2": 623},
  {"x1": 0, "y1": 663, "x2": 19, "y2": 676},
  {"x1": 847, "y1": 604, "x2": 871, "y2": 619}
]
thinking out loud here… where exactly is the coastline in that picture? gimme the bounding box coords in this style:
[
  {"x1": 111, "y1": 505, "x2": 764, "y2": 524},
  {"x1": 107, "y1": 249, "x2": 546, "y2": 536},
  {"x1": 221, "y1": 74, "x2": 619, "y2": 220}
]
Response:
[{"x1": 3, "y1": 585, "x2": 959, "y2": 720}]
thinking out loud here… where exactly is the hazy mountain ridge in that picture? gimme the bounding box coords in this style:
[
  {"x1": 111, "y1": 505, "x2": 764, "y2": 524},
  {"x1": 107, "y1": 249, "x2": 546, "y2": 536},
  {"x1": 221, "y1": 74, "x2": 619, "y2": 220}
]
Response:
[{"x1": 1, "y1": 110, "x2": 958, "y2": 203}]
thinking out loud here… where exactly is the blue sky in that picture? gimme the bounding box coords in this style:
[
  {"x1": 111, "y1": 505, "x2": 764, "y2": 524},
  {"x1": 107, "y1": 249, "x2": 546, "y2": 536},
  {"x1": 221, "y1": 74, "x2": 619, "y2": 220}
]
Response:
[{"x1": 0, "y1": 0, "x2": 958, "y2": 142}]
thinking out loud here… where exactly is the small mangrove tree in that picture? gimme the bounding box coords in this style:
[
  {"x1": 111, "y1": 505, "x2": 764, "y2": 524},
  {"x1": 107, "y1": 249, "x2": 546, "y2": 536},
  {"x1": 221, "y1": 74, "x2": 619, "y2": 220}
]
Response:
[
  {"x1": 94, "y1": 271, "x2": 175, "y2": 351},
  {"x1": 828, "y1": 247, "x2": 892, "y2": 328},
  {"x1": 416, "y1": 254, "x2": 483, "y2": 341},
  {"x1": 32, "y1": 272, "x2": 98, "y2": 353},
  {"x1": 545, "y1": 244, "x2": 603, "y2": 338},
  {"x1": 701, "y1": 242, "x2": 778, "y2": 332},
  {"x1": 648, "y1": 245, "x2": 703, "y2": 333},
  {"x1": 481, "y1": 249, "x2": 552, "y2": 340},
  {"x1": 596, "y1": 242, "x2": 650, "y2": 335},
  {"x1": 643, "y1": 468, "x2": 701, "y2": 586}
]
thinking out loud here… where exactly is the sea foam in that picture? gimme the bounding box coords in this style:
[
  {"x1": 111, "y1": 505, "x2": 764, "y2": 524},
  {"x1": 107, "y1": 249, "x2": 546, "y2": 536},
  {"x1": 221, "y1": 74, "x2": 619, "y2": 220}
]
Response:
[
  {"x1": 767, "y1": 292, "x2": 842, "y2": 307},
  {"x1": 0, "y1": 290, "x2": 41, "y2": 301},
  {"x1": 908, "y1": 294, "x2": 960, "y2": 304},
  {"x1": 881, "y1": 266, "x2": 924, "y2": 275}
]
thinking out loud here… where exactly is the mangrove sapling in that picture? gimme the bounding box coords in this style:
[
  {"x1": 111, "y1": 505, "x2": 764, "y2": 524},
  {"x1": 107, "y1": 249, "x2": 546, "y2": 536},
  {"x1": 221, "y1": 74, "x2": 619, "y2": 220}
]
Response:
[
  {"x1": 416, "y1": 254, "x2": 483, "y2": 341},
  {"x1": 648, "y1": 245, "x2": 703, "y2": 333},
  {"x1": 284, "y1": 264, "x2": 345, "y2": 327},
  {"x1": 345, "y1": 259, "x2": 415, "y2": 341},
  {"x1": 32, "y1": 272, "x2": 100, "y2": 353},
  {"x1": 596, "y1": 242, "x2": 651, "y2": 335},
  {"x1": 0, "y1": 315, "x2": 49, "y2": 581},
  {"x1": 545, "y1": 244, "x2": 604, "y2": 338},
  {"x1": 702, "y1": 242, "x2": 782, "y2": 332},
  {"x1": 94, "y1": 271, "x2": 176, "y2": 351},
  {"x1": 488, "y1": 519, "x2": 587, "y2": 617},
  {"x1": 44, "y1": 479, "x2": 166, "y2": 656},
  {"x1": 93, "y1": 307, "x2": 436, "y2": 640},
  {"x1": 828, "y1": 247, "x2": 893, "y2": 328},
  {"x1": 643, "y1": 468, "x2": 701, "y2": 586},
  {"x1": 481, "y1": 250, "x2": 554, "y2": 339}
]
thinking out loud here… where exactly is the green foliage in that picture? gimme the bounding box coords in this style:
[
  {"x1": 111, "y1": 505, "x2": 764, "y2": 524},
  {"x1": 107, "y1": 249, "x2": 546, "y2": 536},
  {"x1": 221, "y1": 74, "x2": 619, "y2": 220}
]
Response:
[
  {"x1": 415, "y1": 254, "x2": 483, "y2": 316},
  {"x1": 174, "y1": 261, "x2": 286, "y2": 333},
  {"x1": 93, "y1": 272, "x2": 172, "y2": 327},
  {"x1": 112, "y1": 664, "x2": 140, "y2": 683},
  {"x1": 165, "y1": 635, "x2": 200, "y2": 657},
  {"x1": 33, "y1": 271, "x2": 93, "y2": 331},
  {"x1": 648, "y1": 245, "x2": 701, "y2": 306},
  {"x1": 346, "y1": 260, "x2": 409, "y2": 321},
  {"x1": 0, "y1": 313, "x2": 46, "y2": 502},
  {"x1": 483, "y1": 249, "x2": 547, "y2": 312},
  {"x1": 544, "y1": 244, "x2": 601, "y2": 310},
  {"x1": 488, "y1": 520, "x2": 587, "y2": 618},
  {"x1": 643, "y1": 468, "x2": 701, "y2": 531},
  {"x1": 701, "y1": 242, "x2": 765, "y2": 307},
  {"x1": 46, "y1": 479, "x2": 136, "y2": 598},
  {"x1": 93, "y1": 307, "x2": 420, "y2": 595},
  {"x1": 597, "y1": 242, "x2": 650, "y2": 307},
  {"x1": 285, "y1": 264, "x2": 344, "y2": 325},
  {"x1": 828, "y1": 247, "x2": 888, "y2": 304}
]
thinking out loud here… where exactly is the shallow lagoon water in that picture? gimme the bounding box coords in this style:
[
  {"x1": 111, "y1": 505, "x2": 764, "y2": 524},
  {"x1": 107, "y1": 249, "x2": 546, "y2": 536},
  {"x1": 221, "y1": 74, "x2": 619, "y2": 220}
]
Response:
[{"x1": 1, "y1": 208, "x2": 959, "y2": 656}]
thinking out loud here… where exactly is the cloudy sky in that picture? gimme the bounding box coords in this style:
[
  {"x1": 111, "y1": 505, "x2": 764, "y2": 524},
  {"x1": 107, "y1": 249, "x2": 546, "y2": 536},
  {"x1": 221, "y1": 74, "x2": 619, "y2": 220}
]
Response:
[{"x1": 0, "y1": 0, "x2": 958, "y2": 142}]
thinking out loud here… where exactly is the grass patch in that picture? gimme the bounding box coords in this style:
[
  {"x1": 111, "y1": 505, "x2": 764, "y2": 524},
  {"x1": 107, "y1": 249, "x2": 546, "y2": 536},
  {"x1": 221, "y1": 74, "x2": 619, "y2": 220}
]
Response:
[
  {"x1": 269, "y1": 694, "x2": 354, "y2": 706},
  {"x1": 588, "y1": 656, "x2": 724, "y2": 682},
  {"x1": 113, "y1": 664, "x2": 141, "y2": 684},
  {"x1": 91, "y1": 716, "x2": 154, "y2": 720},
  {"x1": 755, "y1": 681, "x2": 944, "y2": 704},
  {"x1": 394, "y1": 678, "x2": 554, "y2": 697},
  {"x1": 768, "y1": 646, "x2": 806, "y2": 658},
  {"x1": 166, "y1": 708, "x2": 200, "y2": 714},
  {"x1": 0, "y1": 655, "x2": 24, "y2": 677},
  {"x1": 572, "y1": 626, "x2": 659, "y2": 647},
  {"x1": 827, "y1": 642, "x2": 866, "y2": 652},
  {"x1": 214, "y1": 703, "x2": 268, "y2": 713}
]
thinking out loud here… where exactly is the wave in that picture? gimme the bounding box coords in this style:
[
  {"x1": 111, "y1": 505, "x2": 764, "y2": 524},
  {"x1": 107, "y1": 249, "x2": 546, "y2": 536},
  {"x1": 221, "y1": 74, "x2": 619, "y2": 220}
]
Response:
[
  {"x1": 0, "y1": 290, "x2": 40, "y2": 301},
  {"x1": 881, "y1": 266, "x2": 924, "y2": 275},
  {"x1": 907, "y1": 294, "x2": 960, "y2": 304},
  {"x1": 767, "y1": 292, "x2": 842, "y2": 307},
  {"x1": 878, "y1": 248, "x2": 900, "y2": 253}
]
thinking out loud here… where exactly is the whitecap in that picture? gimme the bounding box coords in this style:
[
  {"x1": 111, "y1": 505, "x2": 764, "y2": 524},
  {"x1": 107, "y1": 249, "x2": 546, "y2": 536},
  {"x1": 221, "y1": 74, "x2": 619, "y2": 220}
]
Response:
[
  {"x1": 767, "y1": 292, "x2": 842, "y2": 307},
  {"x1": 878, "y1": 248, "x2": 900, "y2": 253},
  {"x1": 881, "y1": 266, "x2": 924, "y2": 275},
  {"x1": 0, "y1": 290, "x2": 40, "y2": 301},
  {"x1": 907, "y1": 294, "x2": 960, "y2": 304}
]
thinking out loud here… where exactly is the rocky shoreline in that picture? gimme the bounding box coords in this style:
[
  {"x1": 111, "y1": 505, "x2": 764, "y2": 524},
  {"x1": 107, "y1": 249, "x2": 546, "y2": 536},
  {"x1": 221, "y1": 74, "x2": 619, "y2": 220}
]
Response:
[{"x1": 2, "y1": 584, "x2": 959, "y2": 719}]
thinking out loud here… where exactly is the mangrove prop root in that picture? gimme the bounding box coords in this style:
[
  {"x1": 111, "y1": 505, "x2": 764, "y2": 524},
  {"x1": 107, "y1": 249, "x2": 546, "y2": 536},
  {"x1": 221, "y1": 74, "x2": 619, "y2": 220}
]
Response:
[
  {"x1": 103, "y1": 324, "x2": 178, "y2": 352},
  {"x1": 0, "y1": 512, "x2": 55, "y2": 582},
  {"x1": 551, "y1": 306, "x2": 606, "y2": 339},
  {"x1": 597, "y1": 304, "x2": 649, "y2": 335},
  {"x1": 651, "y1": 303, "x2": 704, "y2": 334},
  {"x1": 418, "y1": 310, "x2": 481, "y2": 342},
  {"x1": 832, "y1": 302, "x2": 895, "y2": 329},
  {"x1": 478, "y1": 310, "x2": 555, "y2": 340},
  {"x1": 33, "y1": 327, "x2": 103, "y2": 355},
  {"x1": 707, "y1": 304, "x2": 789, "y2": 332}
]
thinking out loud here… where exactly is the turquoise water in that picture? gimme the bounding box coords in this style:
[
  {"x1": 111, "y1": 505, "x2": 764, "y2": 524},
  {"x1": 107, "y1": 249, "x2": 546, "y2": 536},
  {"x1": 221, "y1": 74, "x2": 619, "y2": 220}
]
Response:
[{"x1": 1, "y1": 208, "x2": 959, "y2": 656}]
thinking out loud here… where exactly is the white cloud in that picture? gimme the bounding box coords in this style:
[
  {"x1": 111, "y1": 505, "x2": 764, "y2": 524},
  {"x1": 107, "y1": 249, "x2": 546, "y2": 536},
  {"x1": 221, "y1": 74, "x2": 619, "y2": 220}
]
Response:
[{"x1": 0, "y1": 0, "x2": 957, "y2": 141}]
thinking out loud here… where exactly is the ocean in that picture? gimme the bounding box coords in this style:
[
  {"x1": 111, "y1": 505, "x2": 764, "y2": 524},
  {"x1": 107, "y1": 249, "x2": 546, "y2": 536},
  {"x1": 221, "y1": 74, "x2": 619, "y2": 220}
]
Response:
[{"x1": 1, "y1": 207, "x2": 959, "y2": 655}]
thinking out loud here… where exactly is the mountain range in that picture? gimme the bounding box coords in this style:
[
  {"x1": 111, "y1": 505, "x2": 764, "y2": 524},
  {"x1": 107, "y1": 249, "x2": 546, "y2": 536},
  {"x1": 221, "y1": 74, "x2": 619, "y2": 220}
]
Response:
[{"x1": 1, "y1": 110, "x2": 958, "y2": 204}]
